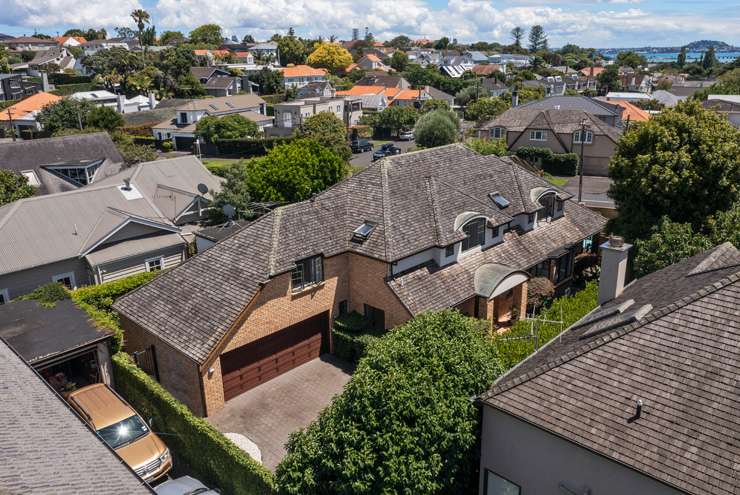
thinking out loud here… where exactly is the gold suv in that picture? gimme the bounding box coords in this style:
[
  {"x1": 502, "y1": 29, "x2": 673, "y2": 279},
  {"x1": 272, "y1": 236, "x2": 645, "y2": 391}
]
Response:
[{"x1": 67, "y1": 383, "x2": 172, "y2": 482}]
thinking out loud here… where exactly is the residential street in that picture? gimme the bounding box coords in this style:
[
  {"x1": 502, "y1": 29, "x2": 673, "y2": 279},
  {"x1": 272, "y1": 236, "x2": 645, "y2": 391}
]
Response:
[
  {"x1": 349, "y1": 139, "x2": 417, "y2": 169},
  {"x1": 561, "y1": 175, "x2": 615, "y2": 209}
]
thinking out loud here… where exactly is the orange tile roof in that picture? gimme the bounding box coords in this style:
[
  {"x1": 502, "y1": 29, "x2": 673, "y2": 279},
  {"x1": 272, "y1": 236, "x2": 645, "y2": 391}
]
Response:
[
  {"x1": 607, "y1": 99, "x2": 650, "y2": 122},
  {"x1": 471, "y1": 64, "x2": 501, "y2": 76},
  {"x1": 580, "y1": 66, "x2": 605, "y2": 77},
  {"x1": 344, "y1": 63, "x2": 359, "y2": 73},
  {"x1": 193, "y1": 49, "x2": 230, "y2": 58},
  {"x1": 281, "y1": 65, "x2": 328, "y2": 78},
  {"x1": 337, "y1": 85, "x2": 386, "y2": 96},
  {"x1": 0, "y1": 92, "x2": 62, "y2": 121},
  {"x1": 193, "y1": 49, "x2": 211, "y2": 56},
  {"x1": 365, "y1": 54, "x2": 382, "y2": 63},
  {"x1": 391, "y1": 89, "x2": 423, "y2": 101},
  {"x1": 233, "y1": 51, "x2": 252, "y2": 58},
  {"x1": 383, "y1": 87, "x2": 402, "y2": 98},
  {"x1": 54, "y1": 36, "x2": 86, "y2": 45}
]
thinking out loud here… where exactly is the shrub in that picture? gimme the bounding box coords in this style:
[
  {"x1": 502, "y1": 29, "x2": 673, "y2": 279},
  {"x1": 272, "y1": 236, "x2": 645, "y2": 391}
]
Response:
[
  {"x1": 514, "y1": 147, "x2": 578, "y2": 176},
  {"x1": 161, "y1": 139, "x2": 173, "y2": 152},
  {"x1": 414, "y1": 109, "x2": 458, "y2": 149},
  {"x1": 113, "y1": 353, "x2": 276, "y2": 495},
  {"x1": 276, "y1": 310, "x2": 502, "y2": 494},
  {"x1": 70, "y1": 272, "x2": 159, "y2": 352},
  {"x1": 18, "y1": 282, "x2": 69, "y2": 308},
  {"x1": 466, "y1": 137, "x2": 508, "y2": 156},
  {"x1": 494, "y1": 281, "x2": 598, "y2": 370},
  {"x1": 216, "y1": 136, "x2": 295, "y2": 157},
  {"x1": 331, "y1": 312, "x2": 384, "y2": 364}
]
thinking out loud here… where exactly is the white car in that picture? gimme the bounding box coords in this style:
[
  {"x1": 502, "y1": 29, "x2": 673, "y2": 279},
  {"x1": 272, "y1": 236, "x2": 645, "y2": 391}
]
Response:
[
  {"x1": 154, "y1": 476, "x2": 219, "y2": 495},
  {"x1": 399, "y1": 130, "x2": 414, "y2": 141}
]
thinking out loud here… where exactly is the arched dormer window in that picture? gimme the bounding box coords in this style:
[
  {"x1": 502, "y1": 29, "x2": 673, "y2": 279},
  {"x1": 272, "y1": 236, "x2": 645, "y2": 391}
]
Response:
[
  {"x1": 538, "y1": 192, "x2": 556, "y2": 218},
  {"x1": 462, "y1": 217, "x2": 486, "y2": 251}
]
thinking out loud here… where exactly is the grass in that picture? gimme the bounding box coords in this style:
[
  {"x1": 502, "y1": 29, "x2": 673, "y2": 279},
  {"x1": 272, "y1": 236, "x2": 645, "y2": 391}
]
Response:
[
  {"x1": 543, "y1": 173, "x2": 569, "y2": 187},
  {"x1": 202, "y1": 158, "x2": 243, "y2": 175}
]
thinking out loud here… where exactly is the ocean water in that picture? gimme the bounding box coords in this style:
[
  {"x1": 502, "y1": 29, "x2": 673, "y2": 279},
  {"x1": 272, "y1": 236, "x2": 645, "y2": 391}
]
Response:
[{"x1": 642, "y1": 51, "x2": 740, "y2": 63}]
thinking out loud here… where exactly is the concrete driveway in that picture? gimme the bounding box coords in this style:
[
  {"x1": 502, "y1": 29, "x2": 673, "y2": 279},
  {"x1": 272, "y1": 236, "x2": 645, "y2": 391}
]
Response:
[
  {"x1": 350, "y1": 139, "x2": 416, "y2": 169},
  {"x1": 207, "y1": 355, "x2": 353, "y2": 471},
  {"x1": 561, "y1": 175, "x2": 615, "y2": 209}
]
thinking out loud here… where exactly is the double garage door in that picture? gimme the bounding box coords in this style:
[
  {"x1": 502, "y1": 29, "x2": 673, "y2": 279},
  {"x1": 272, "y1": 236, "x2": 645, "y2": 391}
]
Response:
[{"x1": 220, "y1": 312, "x2": 329, "y2": 401}]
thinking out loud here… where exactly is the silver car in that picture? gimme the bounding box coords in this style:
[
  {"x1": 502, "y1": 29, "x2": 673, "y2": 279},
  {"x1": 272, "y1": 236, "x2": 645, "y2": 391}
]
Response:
[
  {"x1": 154, "y1": 476, "x2": 220, "y2": 495},
  {"x1": 399, "y1": 130, "x2": 414, "y2": 141}
]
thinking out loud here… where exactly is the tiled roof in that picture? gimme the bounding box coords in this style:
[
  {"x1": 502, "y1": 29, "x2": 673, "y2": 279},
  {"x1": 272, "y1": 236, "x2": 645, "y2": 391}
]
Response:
[
  {"x1": 281, "y1": 65, "x2": 327, "y2": 78},
  {"x1": 114, "y1": 145, "x2": 605, "y2": 364},
  {"x1": 579, "y1": 66, "x2": 605, "y2": 77},
  {"x1": 0, "y1": 339, "x2": 153, "y2": 494},
  {"x1": 471, "y1": 64, "x2": 501, "y2": 76},
  {"x1": 336, "y1": 85, "x2": 386, "y2": 96},
  {"x1": 0, "y1": 92, "x2": 61, "y2": 121},
  {"x1": 596, "y1": 98, "x2": 650, "y2": 121},
  {"x1": 481, "y1": 243, "x2": 740, "y2": 495}
]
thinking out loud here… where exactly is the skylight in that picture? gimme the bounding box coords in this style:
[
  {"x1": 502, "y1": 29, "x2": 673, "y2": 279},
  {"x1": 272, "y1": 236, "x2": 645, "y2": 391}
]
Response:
[
  {"x1": 352, "y1": 221, "x2": 376, "y2": 242},
  {"x1": 489, "y1": 192, "x2": 510, "y2": 209}
]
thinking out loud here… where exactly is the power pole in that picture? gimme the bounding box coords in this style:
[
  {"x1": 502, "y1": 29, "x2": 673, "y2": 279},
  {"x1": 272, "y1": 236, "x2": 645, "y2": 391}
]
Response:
[
  {"x1": 6, "y1": 108, "x2": 16, "y2": 142},
  {"x1": 578, "y1": 118, "x2": 587, "y2": 203}
]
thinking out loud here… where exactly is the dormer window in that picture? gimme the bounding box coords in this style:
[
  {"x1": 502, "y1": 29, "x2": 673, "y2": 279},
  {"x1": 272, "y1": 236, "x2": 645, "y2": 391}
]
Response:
[
  {"x1": 573, "y1": 129, "x2": 593, "y2": 144},
  {"x1": 291, "y1": 255, "x2": 324, "y2": 292},
  {"x1": 490, "y1": 127, "x2": 505, "y2": 139},
  {"x1": 462, "y1": 218, "x2": 486, "y2": 251},
  {"x1": 539, "y1": 192, "x2": 556, "y2": 218},
  {"x1": 179, "y1": 112, "x2": 188, "y2": 123},
  {"x1": 530, "y1": 130, "x2": 547, "y2": 141}
]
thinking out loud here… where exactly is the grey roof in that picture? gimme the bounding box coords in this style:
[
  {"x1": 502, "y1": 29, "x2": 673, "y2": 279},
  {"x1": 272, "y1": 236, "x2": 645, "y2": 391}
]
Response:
[
  {"x1": 84, "y1": 232, "x2": 185, "y2": 266},
  {"x1": 425, "y1": 85, "x2": 454, "y2": 101},
  {"x1": 296, "y1": 81, "x2": 334, "y2": 98},
  {"x1": 650, "y1": 89, "x2": 686, "y2": 107},
  {"x1": 29, "y1": 46, "x2": 66, "y2": 66},
  {"x1": 205, "y1": 77, "x2": 237, "y2": 90},
  {"x1": 195, "y1": 220, "x2": 249, "y2": 242},
  {"x1": 0, "y1": 156, "x2": 219, "y2": 276},
  {"x1": 0, "y1": 339, "x2": 153, "y2": 494},
  {"x1": 0, "y1": 299, "x2": 111, "y2": 364},
  {"x1": 0, "y1": 132, "x2": 124, "y2": 195},
  {"x1": 517, "y1": 95, "x2": 621, "y2": 117},
  {"x1": 175, "y1": 94, "x2": 265, "y2": 113},
  {"x1": 113, "y1": 145, "x2": 605, "y2": 364},
  {"x1": 122, "y1": 99, "x2": 191, "y2": 127},
  {"x1": 355, "y1": 74, "x2": 407, "y2": 88},
  {"x1": 480, "y1": 243, "x2": 740, "y2": 495},
  {"x1": 189, "y1": 66, "x2": 229, "y2": 81}
]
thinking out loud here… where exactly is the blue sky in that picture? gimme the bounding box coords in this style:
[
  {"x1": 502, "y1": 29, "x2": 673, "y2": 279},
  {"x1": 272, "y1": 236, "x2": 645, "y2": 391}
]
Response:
[{"x1": 2, "y1": 0, "x2": 739, "y2": 48}]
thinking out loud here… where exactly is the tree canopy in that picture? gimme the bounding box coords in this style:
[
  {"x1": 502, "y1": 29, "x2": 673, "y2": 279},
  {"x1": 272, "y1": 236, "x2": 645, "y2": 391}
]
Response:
[
  {"x1": 159, "y1": 30, "x2": 185, "y2": 45},
  {"x1": 528, "y1": 25, "x2": 547, "y2": 51},
  {"x1": 464, "y1": 96, "x2": 510, "y2": 122},
  {"x1": 299, "y1": 112, "x2": 351, "y2": 161},
  {"x1": 306, "y1": 43, "x2": 353, "y2": 74},
  {"x1": 37, "y1": 99, "x2": 95, "y2": 133},
  {"x1": 188, "y1": 24, "x2": 223, "y2": 46},
  {"x1": 276, "y1": 310, "x2": 502, "y2": 494},
  {"x1": 596, "y1": 64, "x2": 622, "y2": 94},
  {"x1": 196, "y1": 114, "x2": 260, "y2": 143},
  {"x1": 390, "y1": 51, "x2": 409, "y2": 72},
  {"x1": 278, "y1": 36, "x2": 308, "y2": 66},
  {"x1": 414, "y1": 109, "x2": 458, "y2": 148},
  {"x1": 0, "y1": 170, "x2": 35, "y2": 207},
  {"x1": 615, "y1": 51, "x2": 647, "y2": 69},
  {"x1": 609, "y1": 100, "x2": 740, "y2": 240}
]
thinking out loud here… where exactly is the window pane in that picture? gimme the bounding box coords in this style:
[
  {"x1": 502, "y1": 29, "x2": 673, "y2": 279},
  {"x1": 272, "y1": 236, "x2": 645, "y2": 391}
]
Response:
[
  {"x1": 485, "y1": 470, "x2": 520, "y2": 495},
  {"x1": 462, "y1": 218, "x2": 485, "y2": 251},
  {"x1": 291, "y1": 264, "x2": 304, "y2": 290}
]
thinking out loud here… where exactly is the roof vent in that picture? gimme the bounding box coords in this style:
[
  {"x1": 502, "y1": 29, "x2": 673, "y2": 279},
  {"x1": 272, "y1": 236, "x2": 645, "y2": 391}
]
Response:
[
  {"x1": 628, "y1": 399, "x2": 643, "y2": 424},
  {"x1": 122, "y1": 178, "x2": 132, "y2": 191},
  {"x1": 352, "y1": 221, "x2": 377, "y2": 242}
]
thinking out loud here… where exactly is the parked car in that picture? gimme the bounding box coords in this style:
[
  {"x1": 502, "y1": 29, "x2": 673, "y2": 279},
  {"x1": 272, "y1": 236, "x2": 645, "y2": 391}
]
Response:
[
  {"x1": 350, "y1": 139, "x2": 373, "y2": 153},
  {"x1": 155, "y1": 476, "x2": 220, "y2": 495},
  {"x1": 372, "y1": 143, "x2": 402, "y2": 161},
  {"x1": 66, "y1": 383, "x2": 172, "y2": 482},
  {"x1": 399, "y1": 130, "x2": 414, "y2": 141}
]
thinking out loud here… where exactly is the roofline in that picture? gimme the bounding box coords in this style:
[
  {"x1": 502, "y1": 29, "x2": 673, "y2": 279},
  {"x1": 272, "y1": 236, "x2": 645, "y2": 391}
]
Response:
[
  {"x1": 79, "y1": 217, "x2": 182, "y2": 258},
  {"x1": 29, "y1": 332, "x2": 112, "y2": 366}
]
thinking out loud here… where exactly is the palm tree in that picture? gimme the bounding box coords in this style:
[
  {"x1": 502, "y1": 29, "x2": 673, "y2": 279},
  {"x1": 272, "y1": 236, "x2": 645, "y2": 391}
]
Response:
[{"x1": 131, "y1": 9, "x2": 151, "y2": 50}]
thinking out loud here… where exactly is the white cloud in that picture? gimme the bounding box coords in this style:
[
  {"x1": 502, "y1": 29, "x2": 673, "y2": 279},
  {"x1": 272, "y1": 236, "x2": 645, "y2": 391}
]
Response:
[{"x1": 0, "y1": 0, "x2": 143, "y2": 30}]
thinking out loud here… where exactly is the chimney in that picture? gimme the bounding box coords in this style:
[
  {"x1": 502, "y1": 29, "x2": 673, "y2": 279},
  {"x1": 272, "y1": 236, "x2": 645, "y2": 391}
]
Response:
[
  {"x1": 41, "y1": 72, "x2": 50, "y2": 92},
  {"x1": 511, "y1": 88, "x2": 519, "y2": 107},
  {"x1": 116, "y1": 94, "x2": 125, "y2": 113},
  {"x1": 598, "y1": 235, "x2": 632, "y2": 305},
  {"x1": 148, "y1": 92, "x2": 156, "y2": 109}
]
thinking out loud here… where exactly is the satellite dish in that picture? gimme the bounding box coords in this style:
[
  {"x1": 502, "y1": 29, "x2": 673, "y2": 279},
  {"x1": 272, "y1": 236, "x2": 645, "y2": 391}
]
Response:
[
  {"x1": 197, "y1": 183, "x2": 209, "y2": 195},
  {"x1": 223, "y1": 204, "x2": 236, "y2": 220}
]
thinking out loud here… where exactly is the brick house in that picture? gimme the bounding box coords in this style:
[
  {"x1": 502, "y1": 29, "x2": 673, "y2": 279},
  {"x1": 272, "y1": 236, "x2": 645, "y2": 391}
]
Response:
[{"x1": 114, "y1": 144, "x2": 605, "y2": 416}]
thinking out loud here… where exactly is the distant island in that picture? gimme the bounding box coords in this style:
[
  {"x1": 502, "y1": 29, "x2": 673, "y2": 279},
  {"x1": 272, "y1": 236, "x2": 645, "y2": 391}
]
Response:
[{"x1": 597, "y1": 40, "x2": 739, "y2": 63}]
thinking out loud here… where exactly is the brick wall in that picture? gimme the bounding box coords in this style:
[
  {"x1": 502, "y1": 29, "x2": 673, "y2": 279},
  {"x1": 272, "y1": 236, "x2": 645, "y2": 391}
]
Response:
[{"x1": 347, "y1": 253, "x2": 411, "y2": 329}]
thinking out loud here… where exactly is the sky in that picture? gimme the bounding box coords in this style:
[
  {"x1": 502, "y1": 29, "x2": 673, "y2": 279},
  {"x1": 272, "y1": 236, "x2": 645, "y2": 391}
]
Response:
[{"x1": 1, "y1": 0, "x2": 739, "y2": 48}]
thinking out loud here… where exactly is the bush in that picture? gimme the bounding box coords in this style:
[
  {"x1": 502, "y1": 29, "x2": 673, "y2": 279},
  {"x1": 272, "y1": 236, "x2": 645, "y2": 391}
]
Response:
[
  {"x1": 414, "y1": 109, "x2": 458, "y2": 149},
  {"x1": 466, "y1": 137, "x2": 508, "y2": 156},
  {"x1": 50, "y1": 82, "x2": 102, "y2": 96},
  {"x1": 494, "y1": 281, "x2": 598, "y2": 370},
  {"x1": 515, "y1": 147, "x2": 578, "y2": 176},
  {"x1": 113, "y1": 353, "x2": 276, "y2": 495},
  {"x1": 331, "y1": 312, "x2": 383, "y2": 364},
  {"x1": 161, "y1": 139, "x2": 173, "y2": 152},
  {"x1": 276, "y1": 310, "x2": 502, "y2": 494},
  {"x1": 70, "y1": 272, "x2": 159, "y2": 352},
  {"x1": 49, "y1": 73, "x2": 93, "y2": 85},
  {"x1": 216, "y1": 136, "x2": 295, "y2": 157},
  {"x1": 18, "y1": 282, "x2": 69, "y2": 308}
]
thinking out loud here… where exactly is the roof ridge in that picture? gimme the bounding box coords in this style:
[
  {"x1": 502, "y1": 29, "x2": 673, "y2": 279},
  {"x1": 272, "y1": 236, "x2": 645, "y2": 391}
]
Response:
[
  {"x1": 268, "y1": 207, "x2": 283, "y2": 276},
  {"x1": 424, "y1": 177, "x2": 442, "y2": 246},
  {"x1": 484, "y1": 269, "x2": 740, "y2": 400},
  {"x1": 380, "y1": 158, "x2": 392, "y2": 260}
]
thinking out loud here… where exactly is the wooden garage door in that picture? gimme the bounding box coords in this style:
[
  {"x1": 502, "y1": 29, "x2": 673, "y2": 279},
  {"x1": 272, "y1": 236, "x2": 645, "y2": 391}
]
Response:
[{"x1": 220, "y1": 312, "x2": 329, "y2": 401}]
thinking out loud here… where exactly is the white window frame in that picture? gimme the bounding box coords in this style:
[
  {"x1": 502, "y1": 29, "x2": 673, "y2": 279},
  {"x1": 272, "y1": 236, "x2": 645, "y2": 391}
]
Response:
[
  {"x1": 491, "y1": 127, "x2": 505, "y2": 139},
  {"x1": 529, "y1": 130, "x2": 547, "y2": 141},
  {"x1": 52, "y1": 272, "x2": 77, "y2": 289},
  {"x1": 145, "y1": 256, "x2": 164, "y2": 272},
  {"x1": 573, "y1": 129, "x2": 593, "y2": 144},
  {"x1": 0, "y1": 288, "x2": 9, "y2": 305}
]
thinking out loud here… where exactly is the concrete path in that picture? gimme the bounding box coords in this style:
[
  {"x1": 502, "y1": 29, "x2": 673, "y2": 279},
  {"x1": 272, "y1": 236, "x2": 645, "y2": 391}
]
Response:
[{"x1": 207, "y1": 355, "x2": 353, "y2": 471}]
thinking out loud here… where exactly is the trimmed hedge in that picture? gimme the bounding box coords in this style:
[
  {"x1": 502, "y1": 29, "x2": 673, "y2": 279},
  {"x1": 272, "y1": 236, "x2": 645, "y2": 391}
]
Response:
[
  {"x1": 494, "y1": 281, "x2": 598, "y2": 370},
  {"x1": 215, "y1": 136, "x2": 295, "y2": 157},
  {"x1": 51, "y1": 82, "x2": 103, "y2": 96},
  {"x1": 332, "y1": 312, "x2": 384, "y2": 364},
  {"x1": 49, "y1": 73, "x2": 93, "y2": 85},
  {"x1": 70, "y1": 272, "x2": 159, "y2": 352},
  {"x1": 113, "y1": 353, "x2": 277, "y2": 495},
  {"x1": 515, "y1": 146, "x2": 579, "y2": 176}
]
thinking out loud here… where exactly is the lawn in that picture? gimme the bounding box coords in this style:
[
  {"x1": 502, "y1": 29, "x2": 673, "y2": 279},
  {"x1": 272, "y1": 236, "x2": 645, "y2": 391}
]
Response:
[
  {"x1": 202, "y1": 158, "x2": 243, "y2": 176},
  {"x1": 544, "y1": 173, "x2": 569, "y2": 187}
]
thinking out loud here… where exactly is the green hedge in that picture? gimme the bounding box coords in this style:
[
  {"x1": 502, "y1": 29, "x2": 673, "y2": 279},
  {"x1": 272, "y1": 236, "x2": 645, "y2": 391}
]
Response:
[
  {"x1": 332, "y1": 312, "x2": 384, "y2": 364},
  {"x1": 494, "y1": 281, "x2": 598, "y2": 370},
  {"x1": 215, "y1": 136, "x2": 295, "y2": 157},
  {"x1": 50, "y1": 82, "x2": 103, "y2": 96},
  {"x1": 515, "y1": 146, "x2": 579, "y2": 176},
  {"x1": 70, "y1": 272, "x2": 159, "y2": 352},
  {"x1": 49, "y1": 73, "x2": 93, "y2": 85},
  {"x1": 113, "y1": 353, "x2": 277, "y2": 495}
]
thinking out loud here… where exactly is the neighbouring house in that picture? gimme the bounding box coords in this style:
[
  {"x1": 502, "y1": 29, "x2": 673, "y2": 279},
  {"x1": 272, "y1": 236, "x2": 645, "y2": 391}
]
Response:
[
  {"x1": 194, "y1": 220, "x2": 249, "y2": 253},
  {"x1": 82, "y1": 38, "x2": 138, "y2": 56},
  {"x1": 0, "y1": 299, "x2": 115, "y2": 390},
  {"x1": 53, "y1": 35, "x2": 86, "y2": 47},
  {"x1": 618, "y1": 71, "x2": 652, "y2": 93},
  {"x1": 190, "y1": 67, "x2": 243, "y2": 97},
  {"x1": 113, "y1": 144, "x2": 606, "y2": 417},
  {"x1": 0, "y1": 338, "x2": 154, "y2": 494},
  {"x1": 0, "y1": 156, "x2": 221, "y2": 300},
  {"x1": 579, "y1": 66, "x2": 605, "y2": 78},
  {"x1": 150, "y1": 94, "x2": 270, "y2": 151},
  {"x1": 355, "y1": 73, "x2": 411, "y2": 89},
  {"x1": 0, "y1": 91, "x2": 62, "y2": 135},
  {"x1": 476, "y1": 103, "x2": 623, "y2": 176},
  {"x1": 0, "y1": 73, "x2": 40, "y2": 101},
  {"x1": 193, "y1": 49, "x2": 231, "y2": 65},
  {"x1": 523, "y1": 77, "x2": 566, "y2": 97},
  {"x1": 604, "y1": 91, "x2": 652, "y2": 103},
  {"x1": 703, "y1": 95, "x2": 740, "y2": 127},
  {"x1": 406, "y1": 48, "x2": 442, "y2": 67},
  {"x1": 665, "y1": 79, "x2": 715, "y2": 98},
  {"x1": 595, "y1": 97, "x2": 650, "y2": 122},
  {"x1": 232, "y1": 51, "x2": 255, "y2": 64},
  {"x1": 488, "y1": 53, "x2": 532, "y2": 67},
  {"x1": 23, "y1": 46, "x2": 76, "y2": 74},
  {"x1": 71, "y1": 90, "x2": 157, "y2": 114},
  {"x1": 389, "y1": 86, "x2": 455, "y2": 108},
  {"x1": 471, "y1": 64, "x2": 503, "y2": 77},
  {"x1": 0, "y1": 132, "x2": 124, "y2": 195},
  {"x1": 440, "y1": 64, "x2": 469, "y2": 78},
  {"x1": 280, "y1": 65, "x2": 328, "y2": 89},
  {"x1": 336, "y1": 85, "x2": 390, "y2": 112},
  {"x1": 272, "y1": 96, "x2": 362, "y2": 132},
  {"x1": 249, "y1": 42, "x2": 280, "y2": 65},
  {"x1": 477, "y1": 240, "x2": 740, "y2": 495},
  {"x1": 482, "y1": 78, "x2": 508, "y2": 97},
  {"x1": 0, "y1": 36, "x2": 58, "y2": 51},
  {"x1": 296, "y1": 81, "x2": 336, "y2": 99},
  {"x1": 650, "y1": 89, "x2": 686, "y2": 108},
  {"x1": 512, "y1": 95, "x2": 624, "y2": 127},
  {"x1": 355, "y1": 54, "x2": 390, "y2": 72},
  {"x1": 466, "y1": 51, "x2": 490, "y2": 64}
]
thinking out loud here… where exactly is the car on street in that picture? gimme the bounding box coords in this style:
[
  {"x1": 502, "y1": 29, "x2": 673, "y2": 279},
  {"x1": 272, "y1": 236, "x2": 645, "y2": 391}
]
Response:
[
  {"x1": 372, "y1": 143, "x2": 402, "y2": 161},
  {"x1": 155, "y1": 476, "x2": 220, "y2": 495},
  {"x1": 66, "y1": 383, "x2": 172, "y2": 482},
  {"x1": 399, "y1": 130, "x2": 414, "y2": 141},
  {"x1": 350, "y1": 139, "x2": 373, "y2": 153}
]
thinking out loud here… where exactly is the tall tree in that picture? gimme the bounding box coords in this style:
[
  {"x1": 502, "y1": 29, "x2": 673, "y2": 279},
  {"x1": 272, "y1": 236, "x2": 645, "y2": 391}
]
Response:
[
  {"x1": 677, "y1": 46, "x2": 687, "y2": 67},
  {"x1": 702, "y1": 47, "x2": 717, "y2": 70},
  {"x1": 387, "y1": 35, "x2": 411, "y2": 49},
  {"x1": 196, "y1": 114, "x2": 259, "y2": 142},
  {"x1": 278, "y1": 35, "x2": 306, "y2": 66},
  {"x1": 242, "y1": 34, "x2": 255, "y2": 44},
  {"x1": 159, "y1": 30, "x2": 184, "y2": 46},
  {"x1": 596, "y1": 64, "x2": 622, "y2": 94},
  {"x1": 390, "y1": 51, "x2": 408, "y2": 72},
  {"x1": 0, "y1": 170, "x2": 35, "y2": 207},
  {"x1": 189, "y1": 24, "x2": 223, "y2": 46},
  {"x1": 608, "y1": 100, "x2": 740, "y2": 240},
  {"x1": 511, "y1": 27, "x2": 524, "y2": 48},
  {"x1": 300, "y1": 112, "x2": 351, "y2": 160},
  {"x1": 306, "y1": 43, "x2": 353, "y2": 74},
  {"x1": 414, "y1": 109, "x2": 459, "y2": 148},
  {"x1": 615, "y1": 50, "x2": 646, "y2": 69},
  {"x1": 435, "y1": 37, "x2": 451, "y2": 50},
  {"x1": 130, "y1": 9, "x2": 151, "y2": 50},
  {"x1": 528, "y1": 25, "x2": 547, "y2": 52}
]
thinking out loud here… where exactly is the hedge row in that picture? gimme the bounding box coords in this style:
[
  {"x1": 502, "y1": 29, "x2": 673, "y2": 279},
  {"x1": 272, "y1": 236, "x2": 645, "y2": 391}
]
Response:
[
  {"x1": 493, "y1": 280, "x2": 598, "y2": 370},
  {"x1": 515, "y1": 146, "x2": 579, "y2": 176},
  {"x1": 113, "y1": 353, "x2": 277, "y2": 495},
  {"x1": 332, "y1": 312, "x2": 384, "y2": 364},
  {"x1": 70, "y1": 272, "x2": 159, "y2": 352},
  {"x1": 51, "y1": 82, "x2": 103, "y2": 96},
  {"x1": 215, "y1": 135, "x2": 295, "y2": 157},
  {"x1": 49, "y1": 73, "x2": 93, "y2": 85}
]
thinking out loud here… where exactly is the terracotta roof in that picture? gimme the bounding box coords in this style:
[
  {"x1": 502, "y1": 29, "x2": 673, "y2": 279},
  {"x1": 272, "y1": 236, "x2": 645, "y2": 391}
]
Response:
[
  {"x1": 113, "y1": 144, "x2": 605, "y2": 365},
  {"x1": 0, "y1": 92, "x2": 62, "y2": 121},
  {"x1": 389, "y1": 88, "x2": 421, "y2": 103},
  {"x1": 365, "y1": 54, "x2": 382, "y2": 62},
  {"x1": 337, "y1": 85, "x2": 386, "y2": 96},
  {"x1": 471, "y1": 64, "x2": 501, "y2": 76},
  {"x1": 481, "y1": 243, "x2": 740, "y2": 495},
  {"x1": 193, "y1": 49, "x2": 230, "y2": 58},
  {"x1": 599, "y1": 98, "x2": 650, "y2": 122},
  {"x1": 281, "y1": 65, "x2": 327, "y2": 78},
  {"x1": 344, "y1": 63, "x2": 359, "y2": 72},
  {"x1": 579, "y1": 66, "x2": 605, "y2": 77},
  {"x1": 54, "y1": 36, "x2": 86, "y2": 45}
]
